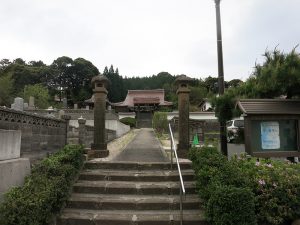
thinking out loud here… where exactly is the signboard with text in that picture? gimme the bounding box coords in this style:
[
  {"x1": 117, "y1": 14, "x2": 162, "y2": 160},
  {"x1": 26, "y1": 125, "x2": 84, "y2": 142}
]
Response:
[{"x1": 260, "y1": 121, "x2": 280, "y2": 150}]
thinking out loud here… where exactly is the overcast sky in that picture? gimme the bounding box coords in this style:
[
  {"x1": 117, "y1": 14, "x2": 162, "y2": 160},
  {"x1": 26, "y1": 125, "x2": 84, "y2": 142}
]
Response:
[{"x1": 0, "y1": 0, "x2": 299, "y2": 81}]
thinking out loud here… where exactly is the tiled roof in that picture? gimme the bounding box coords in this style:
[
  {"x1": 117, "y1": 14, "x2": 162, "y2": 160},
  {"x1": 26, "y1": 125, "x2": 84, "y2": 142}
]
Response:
[
  {"x1": 237, "y1": 99, "x2": 300, "y2": 115},
  {"x1": 112, "y1": 89, "x2": 173, "y2": 107}
]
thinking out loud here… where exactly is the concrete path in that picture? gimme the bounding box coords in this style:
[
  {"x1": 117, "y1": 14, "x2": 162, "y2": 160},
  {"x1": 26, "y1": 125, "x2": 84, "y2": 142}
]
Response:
[{"x1": 113, "y1": 128, "x2": 168, "y2": 162}]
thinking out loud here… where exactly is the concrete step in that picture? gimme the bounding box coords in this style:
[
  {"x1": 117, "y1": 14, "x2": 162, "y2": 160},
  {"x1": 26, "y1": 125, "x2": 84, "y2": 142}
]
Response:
[
  {"x1": 67, "y1": 193, "x2": 203, "y2": 210},
  {"x1": 79, "y1": 169, "x2": 195, "y2": 182},
  {"x1": 57, "y1": 209, "x2": 208, "y2": 225},
  {"x1": 84, "y1": 161, "x2": 193, "y2": 170},
  {"x1": 73, "y1": 180, "x2": 197, "y2": 195}
]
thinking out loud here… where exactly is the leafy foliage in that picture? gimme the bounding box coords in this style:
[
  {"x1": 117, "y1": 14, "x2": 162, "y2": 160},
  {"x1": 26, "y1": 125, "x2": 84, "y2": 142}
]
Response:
[
  {"x1": 0, "y1": 74, "x2": 14, "y2": 106},
  {"x1": 23, "y1": 84, "x2": 50, "y2": 108},
  {"x1": 207, "y1": 185, "x2": 256, "y2": 225},
  {"x1": 104, "y1": 65, "x2": 126, "y2": 103},
  {"x1": 0, "y1": 145, "x2": 84, "y2": 225},
  {"x1": 152, "y1": 112, "x2": 168, "y2": 135},
  {"x1": 189, "y1": 146, "x2": 300, "y2": 225},
  {"x1": 120, "y1": 117, "x2": 136, "y2": 127}
]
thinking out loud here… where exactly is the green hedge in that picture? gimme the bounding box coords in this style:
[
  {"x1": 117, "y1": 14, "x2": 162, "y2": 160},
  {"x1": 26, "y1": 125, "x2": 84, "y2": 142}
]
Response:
[
  {"x1": 0, "y1": 145, "x2": 84, "y2": 225},
  {"x1": 189, "y1": 146, "x2": 300, "y2": 225},
  {"x1": 120, "y1": 117, "x2": 136, "y2": 127},
  {"x1": 207, "y1": 185, "x2": 256, "y2": 225}
]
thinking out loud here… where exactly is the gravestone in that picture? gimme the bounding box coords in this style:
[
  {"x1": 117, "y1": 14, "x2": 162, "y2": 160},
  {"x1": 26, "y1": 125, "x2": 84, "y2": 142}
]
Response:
[
  {"x1": 28, "y1": 96, "x2": 35, "y2": 109},
  {"x1": 23, "y1": 103, "x2": 28, "y2": 110},
  {"x1": 62, "y1": 98, "x2": 67, "y2": 109},
  {"x1": 11, "y1": 97, "x2": 24, "y2": 111}
]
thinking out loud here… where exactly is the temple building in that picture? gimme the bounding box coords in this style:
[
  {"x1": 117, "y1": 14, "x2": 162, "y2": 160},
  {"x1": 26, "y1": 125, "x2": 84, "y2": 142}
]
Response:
[{"x1": 111, "y1": 89, "x2": 173, "y2": 113}]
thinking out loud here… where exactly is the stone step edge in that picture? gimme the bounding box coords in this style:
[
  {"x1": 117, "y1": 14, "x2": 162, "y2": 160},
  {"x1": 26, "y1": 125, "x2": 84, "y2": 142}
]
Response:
[
  {"x1": 68, "y1": 193, "x2": 202, "y2": 203},
  {"x1": 84, "y1": 161, "x2": 193, "y2": 170},
  {"x1": 59, "y1": 209, "x2": 205, "y2": 219}
]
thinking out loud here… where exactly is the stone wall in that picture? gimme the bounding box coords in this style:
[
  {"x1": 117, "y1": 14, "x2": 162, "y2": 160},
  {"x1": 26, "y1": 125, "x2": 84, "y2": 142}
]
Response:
[
  {"x1": 0, "y1": 129, "x2": 30, "y2": 201},
  {"x1": 0, "y1": 107, "x2": 66, "y2": 160},
  {"x1": 67, "y1": 123, "x2": 116, "y2": 147}
]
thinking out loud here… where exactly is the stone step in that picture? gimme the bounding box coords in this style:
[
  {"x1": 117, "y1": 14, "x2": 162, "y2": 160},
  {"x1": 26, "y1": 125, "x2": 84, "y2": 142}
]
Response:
[
  {"x1": 73, "y1": 180, "x2": 197, "y2": 195},
  {"x1": 67, "y1": 193, "x2": 203, "y2": 210},
  {"x1": 79, "y1": 169, "x2": 195, "y2": 182},
  {"x1": 84, "y1": 161, "x2": 193, "y2": 170},
  {"x1": 57, "y1": 209, "x2": 208, "y2": 225}
]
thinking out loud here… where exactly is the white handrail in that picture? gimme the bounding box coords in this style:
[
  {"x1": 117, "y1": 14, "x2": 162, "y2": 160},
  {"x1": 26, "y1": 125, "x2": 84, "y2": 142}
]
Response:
[{"x1": 168, "y1": 123, "x2": 185, "y2": 225}]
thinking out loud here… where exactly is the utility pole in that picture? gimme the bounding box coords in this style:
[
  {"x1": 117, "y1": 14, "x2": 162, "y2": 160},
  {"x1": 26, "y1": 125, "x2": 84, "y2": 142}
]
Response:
[{"x1": 214, "y1": 0, "x2": 228, "y2": 156}]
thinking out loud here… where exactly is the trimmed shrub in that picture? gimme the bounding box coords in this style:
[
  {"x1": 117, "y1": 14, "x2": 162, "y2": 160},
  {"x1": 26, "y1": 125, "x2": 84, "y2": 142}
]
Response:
[
  {"x1": 0, "y1": 145, "x2": 84, "y2": 225},
  {"x1": 120, "y1": 117, "x2": 136, "y2": 127},
  {"x1": 189, "y1": 146, "x2": 300, "y2": 225},
  {"x1": 207, "y1": 185, "x2": 257, "y2": 225}
]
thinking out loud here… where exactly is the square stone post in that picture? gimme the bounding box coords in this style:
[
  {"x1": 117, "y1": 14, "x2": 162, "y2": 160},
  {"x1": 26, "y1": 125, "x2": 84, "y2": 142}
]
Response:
[
  {"x1": 61, "y1": 115, "x2": 71, "y2": 145},
  {"x1": 175, "y1": 75, "x2": 193, "y2": 158},
  {"x1": 78, "y1": 116, "x2": 86, "y2": 145},
  {"x1": 90, "y1": 74, "x2": 110, "y2": 158}
]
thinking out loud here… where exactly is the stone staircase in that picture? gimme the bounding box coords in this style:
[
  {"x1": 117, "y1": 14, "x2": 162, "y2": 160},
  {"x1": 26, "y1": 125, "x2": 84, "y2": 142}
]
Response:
[{"x1": 57, "y1": 161, "x2": 208, "y2": 225}]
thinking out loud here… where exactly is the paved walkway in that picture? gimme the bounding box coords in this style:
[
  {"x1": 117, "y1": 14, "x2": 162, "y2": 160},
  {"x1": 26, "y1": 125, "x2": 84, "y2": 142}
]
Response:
[{"x1": 113, "y1": 128, "x2": 168, "y2": 162}]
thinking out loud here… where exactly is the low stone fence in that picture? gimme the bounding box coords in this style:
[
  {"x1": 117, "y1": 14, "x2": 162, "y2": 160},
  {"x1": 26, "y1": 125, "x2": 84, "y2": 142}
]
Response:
[
  {"x1": 0, "y1": 107, "x2": 67, "y2": 159},
  {"x1": 67, "y1": 120, "x2": 116, "y2": 147}
]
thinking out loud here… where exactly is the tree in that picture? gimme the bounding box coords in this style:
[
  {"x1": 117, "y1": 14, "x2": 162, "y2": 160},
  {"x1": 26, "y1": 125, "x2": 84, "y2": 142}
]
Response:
[
  {"x1": 23, "y1": 84, "x2": 50, "y2": 109},
  {"x1": 227, "y1": 79, "x2": 243, "y2": 88},
  {"x1": 251, "y1": 47, "x2": 300, "y2": 99},
  {"x1": 203, "y1": 76, "x2": 219, "y2": 93},
  {"x1": 105, "y1": 65, "x2": 125, "y2": 103},
  {"x1": 0, "y1": 74, "x2": 14, "y2": 106},
  {"x1": 71, "y1": 58, "x2": 99, "y2": 103},
  {"x1": 49, "y1": 56, "x2": 74, "y2": 101},
  {"x1": 0, "y1": 60, "x2": 45, "y2": 96},
  {"x1": 49, "y1": 57, "x2": 99, "y2": 104},
  {"x1": 189, "y1": 86, "x2": 208, "y2": 105}
]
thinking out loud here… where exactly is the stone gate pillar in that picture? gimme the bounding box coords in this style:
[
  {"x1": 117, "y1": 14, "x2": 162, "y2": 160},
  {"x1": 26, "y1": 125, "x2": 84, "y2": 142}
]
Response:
[
  {"x1": 175, "y1": 75, "x2": 192, "y2": 158},
  {"x1": 90, "y1": 74, "x2": 110, "y2": 158}
]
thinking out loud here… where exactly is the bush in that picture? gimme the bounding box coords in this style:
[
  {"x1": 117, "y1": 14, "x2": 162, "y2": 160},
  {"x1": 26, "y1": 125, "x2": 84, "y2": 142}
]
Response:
[
  {"x1": 0, "y1": 145, "x2": 84, "y2": 225},
  {"x1": 189, "y1": 146, "x2": 300, "y2": 225},
  {"x1": 207, "y1": 185, "x2": 257, "y2": 225},
  {"x1": 152, "y1": 112, "x2": 168, "y2": 135},
  {"x1": 189, "y1": 146, "x2": 249, "y2": 201},
  {"x1": 120, "y1": 117, "x2": 136, "y2": 127},
  {"x1": 233, "y1": 156, "x2": 300, "y2": 225}
]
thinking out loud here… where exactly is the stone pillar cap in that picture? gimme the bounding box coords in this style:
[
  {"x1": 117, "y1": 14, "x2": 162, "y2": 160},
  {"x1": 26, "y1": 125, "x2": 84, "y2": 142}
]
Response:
[
  {"x1": 174, "y1": 75, "x2": 193, "y2": 85},
  {"x1": 91, "y1": 74, "x2": 110, "y2": 88}
]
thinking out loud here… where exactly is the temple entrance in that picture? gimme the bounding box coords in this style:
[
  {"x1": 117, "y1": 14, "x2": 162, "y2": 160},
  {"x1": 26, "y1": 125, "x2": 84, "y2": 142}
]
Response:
[{"x1": 136, "y1": 111, "x2": 153, "y2": 128}]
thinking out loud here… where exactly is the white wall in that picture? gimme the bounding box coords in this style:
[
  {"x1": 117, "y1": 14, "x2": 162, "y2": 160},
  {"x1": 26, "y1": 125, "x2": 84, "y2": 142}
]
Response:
[
  {"x1": 167, "y1": 111, "x2": 217, "y2": 121},
  {"x1": 118, "y1": 112, "x2": 136, "y2": 120},
  {"x1": 69, "y1": 119, "x2": 130, "y2": 138}
]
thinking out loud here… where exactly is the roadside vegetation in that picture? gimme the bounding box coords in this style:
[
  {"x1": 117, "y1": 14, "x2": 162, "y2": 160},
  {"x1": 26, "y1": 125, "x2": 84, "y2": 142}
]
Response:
[
  {"x1": 0, "y1": 145, "x2": 84, "y2": 225},
  {"x1": 189, "y1": 146, "x2": 300, "y2": 225}
]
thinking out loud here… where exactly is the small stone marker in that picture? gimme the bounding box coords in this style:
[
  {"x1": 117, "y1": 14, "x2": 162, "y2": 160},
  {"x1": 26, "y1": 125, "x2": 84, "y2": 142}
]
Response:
[
  {"x1": 62, "y1": 97, "x2": 67, "y2": 109},
  {"x1": 11, "y1": 97, "x2": 24, "y2": 111},
  {"x1": 28, "y1": 96, "x2": 35, "y2": 109}
]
